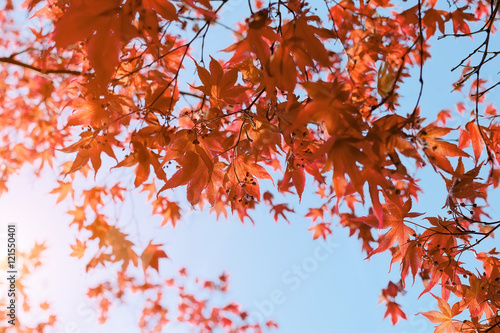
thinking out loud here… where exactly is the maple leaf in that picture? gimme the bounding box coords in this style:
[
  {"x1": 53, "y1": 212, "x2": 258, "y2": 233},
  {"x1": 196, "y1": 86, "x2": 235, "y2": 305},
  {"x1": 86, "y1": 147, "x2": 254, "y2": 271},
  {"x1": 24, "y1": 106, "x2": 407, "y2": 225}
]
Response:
[
  {"x1": 210, "y1": 201, "x2": 228, "y2": 220},
  {"x1": 82, "y1": 187, "x2": 106, "y2": 212},
  {"x1": 158, "y1": 150, "x2": 210, "y2": 205},
  {"x1": 287, "y1": 14, "x2": 335, "y2": 68},
  {"x1": 417, "y1": 124, "x2": 469, "y2": 174},
  {"x1": 231, "y1": 155, "x2": 274, "y2": 200},
  {"x1": 305, "y1": 207, "x2": 325, "y2": 223},
  {"x1": 377, "y1": 62, "x2": 396, "y2": 98},
  {"x1": 53, "y1": 0, "x2": 118, "y2": 47},
  {"x1": 29, "y1": 242, "x2": 47, "y2": 260},
  {"x1": 141, "y1": 241, "x2": 168, "y2": 273},
  {"x1": 195, "y1": 57, "x2": 248, "y2": 105},
  {"x1": 142, "y1": 0, "x2": 178, "y2": 21},
  {"x1": 267, "y1": 45, "x2": 297, "y2": 93},
  {"x1": 223, "y1": 20, "x2": 279, "y2": 65},
  {"x1": 456, "y1": 275, "x2": 489, "y2": 318},
  {"x1": 441, "y1": 158, "x2": 487, "y2": 210},
  {"x1": 49, "y1": 180, "x2": 73, "y2": 203},
  {"x1": 420, "y1": 294, "x2": 463, "y2": 333},
  {"x1": 435, "y1": 109, "x2": 453, "y2": 126},
  {"x1": 53, "y1": 0, "x2": 130, "y2": 87},
  {"x1": 270, "y1": 203, "x2": 294, "y2": 223},
  {"x1": 363, "y1": 167, "x2": 397, "y2": 226},
  {"x1": 384, "y1": 301, "x2": 407, "y2": 325},
  {"x1": 66, "y1": 98, "x2": 111, "y2": 128},
  {"x1": 458, "y1": 120, "x2": 484, "y2": 162},
  {"x1": 320, "y1": 134, "x2": 368, "y2": 202},
  {"x1": 140, "y1": 182, "x2": 157, "y2": 201},
  {"x1": 108, "y1": 232, "x2": 139, "y2": 271},
  {"x1": 85, "y1": 215, "x2": 111, "y2": 245},
  {"x1": 423, "y1": 8, "x2": 447, "y2": 39},
  {"x1": 70, "y1": 239, "x2": 86, "y2": 259},
  {"x1": 391, "y1": 239, "x2": 424, "y2": 286},
  {"x1": 308, "y1": 222, "x2": 332, "y2": 240},
  {"x1": 109, "y1": 183, "x2": 126, "y2": 202},
  {"x1": 368, "y1": 197, "x2": 422, "y2": 259},
  {"x1": 61, "y1": 131, "x2": 118, "y2": 175},
  {"x1": 114, "y1": 140, "x2": 166, "y2": 187},
  {"x1": 280, "y1": 157, "x2": 306, "y2": 201},
  {"x1": 448, "y1": 6, "x2": 476, "y2": 35},
  {"x1": 152, "y1": 197, "x2": 182, "y2": 227}
]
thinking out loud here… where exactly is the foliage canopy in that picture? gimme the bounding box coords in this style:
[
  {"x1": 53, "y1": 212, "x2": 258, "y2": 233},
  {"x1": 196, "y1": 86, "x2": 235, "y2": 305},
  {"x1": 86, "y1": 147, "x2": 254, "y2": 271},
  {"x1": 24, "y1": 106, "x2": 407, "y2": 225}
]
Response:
[{"x1": 2, "y1": 0, "x2": 500, "y2": 331}]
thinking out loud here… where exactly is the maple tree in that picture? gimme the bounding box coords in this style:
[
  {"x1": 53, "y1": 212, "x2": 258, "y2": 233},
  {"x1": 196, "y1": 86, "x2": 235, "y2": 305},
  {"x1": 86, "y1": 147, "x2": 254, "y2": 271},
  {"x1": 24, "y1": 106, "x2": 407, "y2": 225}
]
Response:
[{"x1": 1, "y1": 0, "x2": 500, "y2": 331}]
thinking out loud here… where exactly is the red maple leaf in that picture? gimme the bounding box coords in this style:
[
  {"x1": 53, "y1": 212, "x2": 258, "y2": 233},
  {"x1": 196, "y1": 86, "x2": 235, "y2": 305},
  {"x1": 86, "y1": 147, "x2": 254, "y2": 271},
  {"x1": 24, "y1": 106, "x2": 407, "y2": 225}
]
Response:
[
  {"x1": 368, "y1": 197, "x2": 423, "y2": 258},
  {"x1": 384, "y1": 301, "x2": 407, "y2": 325}
]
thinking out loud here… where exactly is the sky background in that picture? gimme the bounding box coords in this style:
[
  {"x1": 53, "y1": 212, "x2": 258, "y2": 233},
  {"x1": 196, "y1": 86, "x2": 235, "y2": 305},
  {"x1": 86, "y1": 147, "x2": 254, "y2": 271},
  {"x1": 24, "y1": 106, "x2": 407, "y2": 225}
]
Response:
[{"x1": 1, "y1": 0, "x2": 500, "y2": 332}]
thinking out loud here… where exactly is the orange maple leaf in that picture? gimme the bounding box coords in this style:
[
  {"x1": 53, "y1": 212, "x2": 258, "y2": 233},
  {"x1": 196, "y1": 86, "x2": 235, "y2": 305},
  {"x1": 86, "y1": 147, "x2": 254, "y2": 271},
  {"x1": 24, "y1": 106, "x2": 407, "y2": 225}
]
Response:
[
  {"x1": 390, "y1": 239, "x2": 424, "y2": 286},
  {"x1": 70, "y1": 239, "x2": 86, "y2": 259},
  {"x1": 368, "y1": 197, "x2": 422, "y2": 258},
  {"x1": 158, "y1": 150, "x2": 210, "y2": 205},
  {"x1": 417, "y1": 124, "x2": 469, "y2": 174},
  {"x1": 141, "y1": 241, "x2": 168, "y2": 273},
  {"x1": 231, "y1": 155, "x2": 273, "y2": 200},
  {"x1": 114, "y1": 140, "x2": 167, "y2": 187},
  {"x1": 66, "y1": 98, "x2": 111, "y2": 128},
  {"x1": 53, "y1": 0, "x2": 125, "y2": 87},
  {"x1": 29, "y1": 242, "x2": 47, "y2": 260},
  {"x1": 195, "y1": 57, "x2": 248, "y2": 105},
  {"x1": 61, "y1": 131, "x2": 117, "y2": 175},
  {"x1": 458, "y1": 120, "x2": 484, "y2": 162},
  {"x1": 420, "y1": 294, "x2": 463, "y2": 333},
  {"x1": 142, "y1": 0, "x2": 178, "y2": 21},
  {"x1": 152, "y1": 197, "x2": 182, "y2": 227},
  {"x1": 49, "y1": 180, "x2": 73, "y2": 203},
  {"x1": 280, "y1": 158, "x2": 306, "y2": 201},
  {"x1": 308, "y1": 222, "x2": 332, "y2": 240}
]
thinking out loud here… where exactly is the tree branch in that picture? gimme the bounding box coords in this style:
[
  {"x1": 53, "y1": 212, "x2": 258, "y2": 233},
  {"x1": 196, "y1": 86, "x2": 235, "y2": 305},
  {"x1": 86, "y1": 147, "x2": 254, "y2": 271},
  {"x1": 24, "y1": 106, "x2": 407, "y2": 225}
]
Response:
[{"x1": 0, "y1": 56, "x2": 82, "y2": 75}]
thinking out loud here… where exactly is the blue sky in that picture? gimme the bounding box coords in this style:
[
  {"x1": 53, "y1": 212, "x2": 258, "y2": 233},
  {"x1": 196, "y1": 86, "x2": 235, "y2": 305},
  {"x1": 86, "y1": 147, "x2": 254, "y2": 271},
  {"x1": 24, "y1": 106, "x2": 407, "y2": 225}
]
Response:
[
  {"x1": 2, "y1": 0, "x2": 500, "y2": 332},
  {"x1": 1, "y1": 166, "x2": 436, "y2": 333}
]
